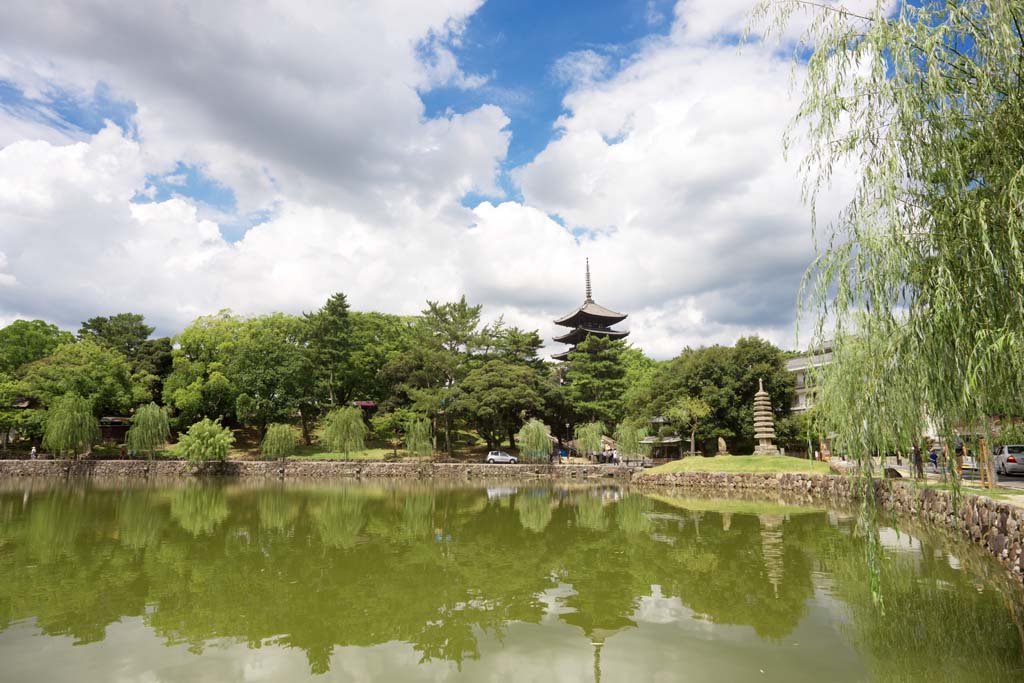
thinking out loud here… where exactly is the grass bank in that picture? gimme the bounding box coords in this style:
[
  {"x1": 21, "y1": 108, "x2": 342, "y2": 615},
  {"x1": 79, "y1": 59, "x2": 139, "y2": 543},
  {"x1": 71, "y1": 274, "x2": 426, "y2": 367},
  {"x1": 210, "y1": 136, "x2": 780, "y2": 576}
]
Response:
[{"x1": 643, "y1": 455, "x2": 831, "y2": 476}]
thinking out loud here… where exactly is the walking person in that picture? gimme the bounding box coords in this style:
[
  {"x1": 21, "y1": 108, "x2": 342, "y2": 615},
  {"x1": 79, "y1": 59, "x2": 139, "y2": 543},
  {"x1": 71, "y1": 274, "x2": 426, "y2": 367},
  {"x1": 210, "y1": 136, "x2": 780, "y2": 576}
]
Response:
[{"x1": 30, "y1": 446, "x2": 36, "y2": 460}]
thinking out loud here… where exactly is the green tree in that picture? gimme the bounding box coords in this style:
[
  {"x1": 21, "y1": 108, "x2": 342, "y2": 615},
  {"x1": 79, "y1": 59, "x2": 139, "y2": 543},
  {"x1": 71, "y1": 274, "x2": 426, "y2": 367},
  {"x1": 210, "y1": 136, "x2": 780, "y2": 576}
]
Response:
[
  {"x1": 516, "y1": 419, "x2": 552, "y2": 462},
  {"x1": 163, "y1": 311, "x2": 242, "y2": 426},
  {"x1": 42, "y1": 393, "x2": 99, "y2": 458},
  {"x1": 261, "y1": 423, "x2": 299, "y2": 459},
  {"x1": 126, "y1": 402, "x2": 171, "y2": 459},
  {"x1": 757, "y1": 1, "x2": 1024, "y2": 485},
  {"x1": 405, "y1": 416, "x2": 433, "y2": 458},
  {"x1": 574, "y1": 421, "x2": 606, "y2": 458},
  {"x1": 668, "y1": 396, "x2": 712, "y2": 456},
  {"x1": 400, "y1": 297, "x2": 483, "y2": 456},
  {"x1": 613, "y1": 423, "x2": 648, "y2": 459},
  {"x1": 18, "y1": 339, "x2": 137, "y2": 416},
  {"x1": 229, "y1": 314, "x2": 312, "y2": 436},
  {"x1": 320, "y1": 406, "x2": 367, "y2": 458},
  {"x1": 305, "y1": 293, "x2": 353, "y2": 406},
  {"x1": 455, "y1": 359, "x2": 543, "y2": 450},
  {"x1": 0, "y1": 320, "x2": 74, "y2": 374},
  {"x1": 177, "y1": 418, "x2": 235, "y2": 466},
  {"x1": 78, "y1": 313, "x2": 154, "y2": 362},
  {"x1": 566, "y1": 335, "x2": 627, "y2": 427}
]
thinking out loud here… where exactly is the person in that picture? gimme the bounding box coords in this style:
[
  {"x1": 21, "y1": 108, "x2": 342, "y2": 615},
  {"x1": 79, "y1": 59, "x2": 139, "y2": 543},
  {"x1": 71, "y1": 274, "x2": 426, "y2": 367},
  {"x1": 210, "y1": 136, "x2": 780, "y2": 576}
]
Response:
[{"x1": 30, "y1": 446, "x2": 37, "y2": 460}]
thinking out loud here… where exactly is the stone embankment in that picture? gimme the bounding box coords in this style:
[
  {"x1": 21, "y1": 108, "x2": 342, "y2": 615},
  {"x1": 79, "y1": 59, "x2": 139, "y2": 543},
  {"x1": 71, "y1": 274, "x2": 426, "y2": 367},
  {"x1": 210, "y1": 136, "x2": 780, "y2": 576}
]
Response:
[
  {"x1": 634, "y1": 470, "x2": 1024, "y2": 583},
  {"x1": 0, "y1": 459, "x2": 638, "y2": 481}
]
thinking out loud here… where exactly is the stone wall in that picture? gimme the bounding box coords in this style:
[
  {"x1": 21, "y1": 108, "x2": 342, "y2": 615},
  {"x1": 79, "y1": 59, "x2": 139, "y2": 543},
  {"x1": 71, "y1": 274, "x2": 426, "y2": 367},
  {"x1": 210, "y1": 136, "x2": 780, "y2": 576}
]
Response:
[
  {"x1": 0, "y1": 459, "x2": 638, "y2": 481},
  {"x1": 634, "y1": 470, "x2": 1023, "y2": 582}
]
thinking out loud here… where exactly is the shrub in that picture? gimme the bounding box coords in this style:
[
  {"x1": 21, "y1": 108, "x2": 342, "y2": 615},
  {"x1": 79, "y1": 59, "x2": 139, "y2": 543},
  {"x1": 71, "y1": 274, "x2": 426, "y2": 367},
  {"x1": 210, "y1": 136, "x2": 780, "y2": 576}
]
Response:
[
  {"x1": 178, "y1": 418, "x2": 235, "y2": 465},
  {"x1": 404, "y1": 416, "x2": 433, "y2": 458}
]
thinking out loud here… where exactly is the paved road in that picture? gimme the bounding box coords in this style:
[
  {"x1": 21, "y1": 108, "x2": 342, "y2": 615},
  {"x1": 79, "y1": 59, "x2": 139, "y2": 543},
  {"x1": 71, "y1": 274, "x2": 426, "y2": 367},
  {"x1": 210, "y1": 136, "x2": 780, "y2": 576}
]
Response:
[{"x1": 886, "y1": 462, "x2": 1024, "y2": 490}]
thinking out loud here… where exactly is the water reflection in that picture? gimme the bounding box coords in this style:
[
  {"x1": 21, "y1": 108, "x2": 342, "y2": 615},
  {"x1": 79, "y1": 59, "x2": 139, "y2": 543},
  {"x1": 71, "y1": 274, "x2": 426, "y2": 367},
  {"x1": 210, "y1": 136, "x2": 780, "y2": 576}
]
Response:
[{"x1": 0, "y1": 481, "x2": 1021, "y2": 681}]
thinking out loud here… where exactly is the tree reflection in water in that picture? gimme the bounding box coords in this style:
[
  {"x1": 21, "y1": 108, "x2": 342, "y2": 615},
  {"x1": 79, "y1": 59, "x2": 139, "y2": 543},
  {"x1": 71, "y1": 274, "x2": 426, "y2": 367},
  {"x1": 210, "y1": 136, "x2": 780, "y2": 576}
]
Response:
[{"x1": 0, "y1": 481, "x2": 1021, "y2": 680}]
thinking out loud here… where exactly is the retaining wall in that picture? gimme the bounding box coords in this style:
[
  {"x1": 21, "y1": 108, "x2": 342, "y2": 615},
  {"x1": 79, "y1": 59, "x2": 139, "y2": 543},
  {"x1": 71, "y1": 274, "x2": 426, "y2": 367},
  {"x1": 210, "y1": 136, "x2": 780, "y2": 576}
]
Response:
[
  {"x1": 634, "y1": 470, "x2": 1023, "y2": 582},
  {"x1": 0, "y1": 459, "x2": 638, "y2": 481}
]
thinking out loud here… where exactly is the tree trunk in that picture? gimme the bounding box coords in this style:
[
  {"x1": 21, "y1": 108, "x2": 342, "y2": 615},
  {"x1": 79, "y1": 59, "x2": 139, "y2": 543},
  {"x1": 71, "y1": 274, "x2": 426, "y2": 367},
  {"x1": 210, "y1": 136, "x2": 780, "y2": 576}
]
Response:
[
  {"x1": 508, "y1": 426, "x2": 516, "y2": 451},
  {"x1": 690, "y1": 429, "x2": 696, "y2": 457},
  {"x1": 299, "y1": 409, "x2": 313, "y2": 446}
]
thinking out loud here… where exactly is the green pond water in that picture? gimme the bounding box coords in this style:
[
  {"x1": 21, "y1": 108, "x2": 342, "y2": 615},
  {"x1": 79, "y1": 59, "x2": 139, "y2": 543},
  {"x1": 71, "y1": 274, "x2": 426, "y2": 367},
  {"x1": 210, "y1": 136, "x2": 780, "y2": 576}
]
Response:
[{"x1": 0, "y1": 480, "x2": 1022, "y2": 682}]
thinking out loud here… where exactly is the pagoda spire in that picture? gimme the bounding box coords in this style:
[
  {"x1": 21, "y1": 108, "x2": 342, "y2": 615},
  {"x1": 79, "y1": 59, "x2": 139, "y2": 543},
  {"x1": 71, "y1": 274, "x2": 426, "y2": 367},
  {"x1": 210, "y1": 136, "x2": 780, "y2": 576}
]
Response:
[{"x1": 585, "y1": 258, "x2": 593, "y2": 302}]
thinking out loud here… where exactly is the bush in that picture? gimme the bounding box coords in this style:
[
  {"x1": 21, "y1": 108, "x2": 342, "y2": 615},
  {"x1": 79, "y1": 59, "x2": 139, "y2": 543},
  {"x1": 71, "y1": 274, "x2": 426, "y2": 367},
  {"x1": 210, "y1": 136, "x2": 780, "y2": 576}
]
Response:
[
  {"x1": 178, "y1": 418, "x2": 235, "y2": 465},
  {"x1": 261, "y1": 423, "x2": 298, "y2": 459}
]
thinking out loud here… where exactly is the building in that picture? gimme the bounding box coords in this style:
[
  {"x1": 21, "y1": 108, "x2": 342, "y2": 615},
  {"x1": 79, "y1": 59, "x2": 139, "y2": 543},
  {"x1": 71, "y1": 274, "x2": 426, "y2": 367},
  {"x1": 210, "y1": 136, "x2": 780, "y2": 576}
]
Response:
[
  {"x1": 784, "y1": 345, "x2": 832, "y2": 413},
  {"x1": 552, "y1": 259, "x2": 629, "y2": 361}
]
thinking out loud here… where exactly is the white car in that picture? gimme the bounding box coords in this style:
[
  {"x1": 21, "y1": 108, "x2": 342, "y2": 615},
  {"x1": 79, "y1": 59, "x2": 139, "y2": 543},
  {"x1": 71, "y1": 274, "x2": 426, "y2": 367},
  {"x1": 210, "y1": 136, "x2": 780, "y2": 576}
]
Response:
[
  {"x1": 485, "y1": 451, "x2": 517, "y2": 464},
  {"x1": 994, "y1": 444, "x2": 1024, "y2": 476}
]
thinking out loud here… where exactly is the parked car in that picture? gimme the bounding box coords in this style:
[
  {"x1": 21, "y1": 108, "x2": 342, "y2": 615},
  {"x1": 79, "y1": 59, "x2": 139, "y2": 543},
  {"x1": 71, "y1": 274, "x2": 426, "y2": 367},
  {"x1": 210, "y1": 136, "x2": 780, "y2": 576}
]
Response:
[
  {"x1": 485, "y1": 451, "x2": 517, "y2": 464},
  {"x1": 993, "y1": 444, "x2": 1024, "y2": 476}
]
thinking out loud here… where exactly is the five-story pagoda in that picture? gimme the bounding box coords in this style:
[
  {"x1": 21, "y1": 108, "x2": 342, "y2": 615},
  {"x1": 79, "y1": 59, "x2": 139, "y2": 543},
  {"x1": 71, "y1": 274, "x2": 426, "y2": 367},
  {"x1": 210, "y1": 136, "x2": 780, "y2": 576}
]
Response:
[{"x1": 552, "y1": 259, "x2": 629, "y2": 360}]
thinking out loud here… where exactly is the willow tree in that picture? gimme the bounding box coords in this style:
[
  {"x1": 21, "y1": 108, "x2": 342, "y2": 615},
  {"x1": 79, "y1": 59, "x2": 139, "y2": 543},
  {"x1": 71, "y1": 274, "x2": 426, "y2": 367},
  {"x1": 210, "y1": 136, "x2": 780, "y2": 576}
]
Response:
[
  {"x1": 261, "y1": 423, "x2": 299, "y2": 459},
  {"x1": 756, "y1": 2, "x2": 1024, "y2": 479},
  {"x1": 613, "y1": 423, "x2": 648, "y2": 459},
  {"x1": 42, "y1": 393, "x2": 99, "y2": 458},
  {"x1": 126, "y1": 402, "x2": 171, "y2": 459},
  {"x1": 755, "y1": 1, "x2": 1024, "y2": 603},
  {"x1": 574, "y1": 421, "x2": 606, "y2": 458},
  {"x1": 321, "y1": 406, "x2": 367, "y2": 458},
  {"x1": 404, "y1": 416, "x2": 433, "y2": 458},
  {"x1": 516, "y1": 419, "x2": 552, "y2": 462}
]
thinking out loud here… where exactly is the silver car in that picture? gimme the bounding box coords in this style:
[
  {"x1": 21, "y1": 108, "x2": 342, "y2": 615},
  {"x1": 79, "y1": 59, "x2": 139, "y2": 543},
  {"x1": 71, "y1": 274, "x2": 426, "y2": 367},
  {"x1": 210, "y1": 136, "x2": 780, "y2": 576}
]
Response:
[
  {"x1": 994, "y1": 444, "x2": 1024, "y2": 476},
  {"x1": 485, "y1": 451, "x2": 517, "y2": 464}
]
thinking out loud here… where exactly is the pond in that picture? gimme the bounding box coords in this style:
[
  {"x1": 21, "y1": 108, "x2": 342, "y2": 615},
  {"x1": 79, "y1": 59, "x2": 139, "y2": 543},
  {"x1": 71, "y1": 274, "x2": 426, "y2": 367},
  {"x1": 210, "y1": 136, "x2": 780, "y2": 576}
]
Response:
[{"x1": 0, "y1": 479, "x2": 1022, "y2": 682}]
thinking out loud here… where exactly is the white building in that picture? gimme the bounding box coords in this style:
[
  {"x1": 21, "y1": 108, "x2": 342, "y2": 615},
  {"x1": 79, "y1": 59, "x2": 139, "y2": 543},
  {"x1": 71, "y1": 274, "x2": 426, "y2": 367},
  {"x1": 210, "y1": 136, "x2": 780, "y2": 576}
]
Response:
[{"x1": 784, "y1": 347, "x2": 832, "y2": 413}]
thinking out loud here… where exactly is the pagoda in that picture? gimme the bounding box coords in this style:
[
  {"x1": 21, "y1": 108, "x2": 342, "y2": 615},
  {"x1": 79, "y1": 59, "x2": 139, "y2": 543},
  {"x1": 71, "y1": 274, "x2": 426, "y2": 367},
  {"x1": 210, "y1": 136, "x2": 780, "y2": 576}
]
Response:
[
  {"x1": 552, "y1": 259, "x2": 629, "y2": 361},
  {"x1": 753, "y1": 378, "x2": 780, "y2": 455}
]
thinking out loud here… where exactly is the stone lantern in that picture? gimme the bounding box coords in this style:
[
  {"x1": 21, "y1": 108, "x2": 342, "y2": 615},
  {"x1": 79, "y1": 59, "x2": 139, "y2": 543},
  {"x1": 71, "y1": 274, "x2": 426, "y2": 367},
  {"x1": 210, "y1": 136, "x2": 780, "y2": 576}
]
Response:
[{"x1": 753, "y1": 378, "x2": 780, "y2": 455}]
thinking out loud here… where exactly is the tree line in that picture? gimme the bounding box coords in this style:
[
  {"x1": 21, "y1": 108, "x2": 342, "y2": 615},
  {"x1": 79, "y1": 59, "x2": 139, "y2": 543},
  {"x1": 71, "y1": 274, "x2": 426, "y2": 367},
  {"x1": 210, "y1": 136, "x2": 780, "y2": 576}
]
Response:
[{"x1": 0, "y1": 294, "x2": 796, "y2": 458}]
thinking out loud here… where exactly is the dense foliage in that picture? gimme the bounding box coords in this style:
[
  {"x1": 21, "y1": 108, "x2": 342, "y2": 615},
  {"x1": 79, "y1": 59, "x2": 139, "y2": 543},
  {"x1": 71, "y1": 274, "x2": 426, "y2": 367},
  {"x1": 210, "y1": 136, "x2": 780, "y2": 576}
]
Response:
[
  {"x1": 516, "y1": 419, "x2": 552, "y2": 462},
  {"x1": 0, "y1": 294, "x2": 794, "y2": 458}
]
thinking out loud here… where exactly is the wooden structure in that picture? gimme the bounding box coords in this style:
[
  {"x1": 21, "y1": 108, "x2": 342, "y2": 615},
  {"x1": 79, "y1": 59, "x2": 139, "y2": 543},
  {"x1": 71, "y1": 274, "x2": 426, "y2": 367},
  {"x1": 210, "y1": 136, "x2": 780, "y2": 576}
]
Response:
[{"x1": 552, "y1": 259, "x2": 629, "y2": 361}]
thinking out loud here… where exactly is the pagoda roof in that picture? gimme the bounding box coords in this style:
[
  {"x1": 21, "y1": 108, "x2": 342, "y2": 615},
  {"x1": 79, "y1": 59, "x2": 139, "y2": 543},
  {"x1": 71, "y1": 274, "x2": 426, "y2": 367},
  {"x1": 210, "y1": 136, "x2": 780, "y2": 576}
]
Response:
[
  {"x1": 554, "y1": 301, "x2": 628, "y2": 328},
  {"x1": 554, "y1": 258, "x2": 628, "y2": 328},
  {"x1": 552, "y1": 325, "x2": 629, "y2": 345}
]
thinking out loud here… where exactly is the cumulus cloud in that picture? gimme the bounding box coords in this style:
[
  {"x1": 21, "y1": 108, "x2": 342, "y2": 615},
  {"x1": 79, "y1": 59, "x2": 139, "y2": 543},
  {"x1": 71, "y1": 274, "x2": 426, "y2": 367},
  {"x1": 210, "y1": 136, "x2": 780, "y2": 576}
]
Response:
[{"x1": 0, "y1": 0, "x2": 860, "y2": 358}]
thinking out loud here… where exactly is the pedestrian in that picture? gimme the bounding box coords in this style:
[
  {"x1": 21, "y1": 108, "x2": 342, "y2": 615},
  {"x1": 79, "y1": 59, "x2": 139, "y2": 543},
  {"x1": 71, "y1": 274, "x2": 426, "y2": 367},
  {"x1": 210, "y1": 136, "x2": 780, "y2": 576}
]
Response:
[{"x1": 30, "y1": 446, "x2": 36, "y2": 460}]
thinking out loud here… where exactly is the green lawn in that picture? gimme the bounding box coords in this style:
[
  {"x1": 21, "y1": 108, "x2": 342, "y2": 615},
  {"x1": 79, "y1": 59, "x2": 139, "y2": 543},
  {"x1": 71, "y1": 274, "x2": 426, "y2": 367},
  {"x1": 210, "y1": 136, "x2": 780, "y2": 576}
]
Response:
[{"x1": 643, "y1": 455, "x2": 831, "y2": 476}]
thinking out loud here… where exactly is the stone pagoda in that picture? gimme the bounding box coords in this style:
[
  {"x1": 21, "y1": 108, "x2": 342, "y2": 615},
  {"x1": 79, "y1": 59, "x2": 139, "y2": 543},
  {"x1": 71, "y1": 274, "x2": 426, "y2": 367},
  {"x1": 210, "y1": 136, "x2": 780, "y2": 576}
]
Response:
[
  {"x1": 552, "y1": 259, "x2": 629, "y2": 361},
  {"x1": 753, "y1": 378, "x2": 779, "y2": 455}
]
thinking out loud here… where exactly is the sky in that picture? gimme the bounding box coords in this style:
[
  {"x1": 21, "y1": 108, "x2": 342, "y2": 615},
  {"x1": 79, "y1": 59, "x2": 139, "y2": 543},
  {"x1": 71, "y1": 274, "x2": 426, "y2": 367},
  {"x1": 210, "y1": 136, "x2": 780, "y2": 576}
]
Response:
[{"x1": 0, "y1": 0, "x2": 865, "y2": 359}]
